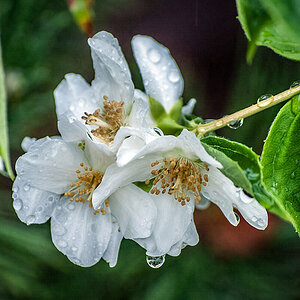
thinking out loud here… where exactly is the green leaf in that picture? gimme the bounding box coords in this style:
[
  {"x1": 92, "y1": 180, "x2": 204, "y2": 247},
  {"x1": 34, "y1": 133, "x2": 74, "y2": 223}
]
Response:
[
  {"x1": 236, "y1": 0, "x2": 300, "y2": 61},
  {"x1": 261, "y1": 95, "x2": 300, "y2": 232},
  {"x1": 0, "y1": 41, "x2": 14, "y2": 180},
  {"x1": 168, "y1": 98, "x2": 183, "y2": 122},
  {"x1": 148, "y1": 96, "x2": 167, "y2": 123},
  {"x1": 201, "y1": 136, "x2": 279, "y2": 213}
]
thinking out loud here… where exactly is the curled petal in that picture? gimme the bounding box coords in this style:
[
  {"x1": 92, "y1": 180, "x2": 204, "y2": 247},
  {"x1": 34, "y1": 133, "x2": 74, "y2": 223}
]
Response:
[
  {"x1": 51, "y1": 196, "x2": 112, "y2": 267},
  {"x1": 88, "y1": 31, "x2": 134, "y2": 110},
  {"x1": 132, "y1": 35, "x2": 183, "y2": 112},
  {"x1": 109, "y1": 184, "x2": 157, "y2": 239}
]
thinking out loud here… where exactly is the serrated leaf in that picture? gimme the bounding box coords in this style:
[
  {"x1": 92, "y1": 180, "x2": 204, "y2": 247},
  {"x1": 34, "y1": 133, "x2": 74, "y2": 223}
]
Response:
[
  {"x1": 0, "y1": 41, "x2": 14, "y2": 180},
  {"x1": 201, "y1": 136, "x2": 279, "y2": 213},
  {"x1": 236, "y1": 0, "x2": 300, "y2": 61},
  {"x1": 168, "y1": 98, "x2": 183, "y2": 122},
  {"x1": 261, "y1": 95, "x2": 300, "y2": 232}
]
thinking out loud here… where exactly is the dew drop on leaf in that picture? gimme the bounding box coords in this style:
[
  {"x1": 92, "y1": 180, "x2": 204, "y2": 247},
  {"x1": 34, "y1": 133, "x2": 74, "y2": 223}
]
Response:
[
  {"x1": 227, "y1": 118, "x2": 243, "y2": 129},
  {"x1": 256, "y1": 94, "x2": 273, "y2": 107},
  {"x1": 290, "y1": 80, "x2": 300, "y2": 88},
  {"x1": 146, "y1": 255, "x2": 165, "y2": 269}
]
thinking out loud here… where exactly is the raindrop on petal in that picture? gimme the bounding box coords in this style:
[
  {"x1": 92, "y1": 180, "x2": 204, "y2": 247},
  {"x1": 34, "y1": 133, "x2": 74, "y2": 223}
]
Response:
[
  {"x1": 168, "y1": 71, "x2": 180, "y2": 83},
  {"x1": 256, "y1": 94, "x2": 273, "y2": 107},
  {"x1": 146, "y1": 255, "x2": 165, "y2": 269},
  {"x1": 13, "y1": 199, "x2": 23, "y2": 211},
  {"x1": 58, "y1": 240, "x2": 68, "y2": 248},
  {"x1": 24, "y1": 184, "x2": 30, "y2": 191},
  {"x1": 147, "y1": 48, "x2": 161, "y2": 64},
  {"x1": 227, "y1": 118, "x2": 244, "y2": 129}
]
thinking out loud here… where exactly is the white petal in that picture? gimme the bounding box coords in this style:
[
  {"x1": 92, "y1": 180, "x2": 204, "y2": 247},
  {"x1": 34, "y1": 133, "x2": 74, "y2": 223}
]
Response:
[
  {"x1": 109, "y1": 184, "x2": 157, "y2": 239},
  {"x1": 21, "y1": 137, "x2": 37, "y2": 152},
  {"x1": 16, "y1": 138, "x2": 88, "y2": 194},
  {"x1": 135, "y1": 194, "x2": 194, "y2": 256},
  {"x1": 195, "y1": 195, "x2": 211, "y2": 210},
  {"x1": 88, "y1": 31, "x2": 134, "y2": 110},
  {"x1": 54, "y1": 73, "x2": 98, "y2": 121},
  {"x1": 181, "y1": 98, "x2": 196, "y2": 116},
  {"x1": 92, "y1": 153, "x2": 161, "y2": 209},
  {"x1": 51, "y1": 196, "x2": 112, "y2": 267},
  {"x1": 201, "y1": 167, "x2": 268, "y2": 229},
  {"x1": 127, "y1": 89, "x2": 155, "y2": 128},
  {"x1": 12, "y1": 177, "x2": 59, "y2": 225},
  {"x1": 233, "y1": 189, "x2": 268, "y2": 230},
  {"x1": 132, "y1": 35, "x2": 183, "y2": 112},
  {"x1": 167, "y1": 221, "x2": 199, "y2": 257},
  {"x1": 103, "y1": 218, "x2": 123, "y2": 267}
]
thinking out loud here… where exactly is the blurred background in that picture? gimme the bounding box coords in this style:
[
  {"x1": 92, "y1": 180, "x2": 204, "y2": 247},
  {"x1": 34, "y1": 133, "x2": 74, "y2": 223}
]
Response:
[{"x1": 0, "y1": 0, "x2": 300, "y2": 299}]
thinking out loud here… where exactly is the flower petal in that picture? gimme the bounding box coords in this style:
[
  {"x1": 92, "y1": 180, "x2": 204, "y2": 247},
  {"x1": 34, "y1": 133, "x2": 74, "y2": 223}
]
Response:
[
  {"x1": 181, "y1": 98, "x2": 196, "y2": 116},
  {"x1": 16, "y1": 138, "x2": 88, "y2": 194},
  {"x1": 201, "y1": 166, "x2": 268, "y2": 229},
  {"x1": 132, "y1": 35, "x2": 183, "y2": 112},
  {"x1": 51, "y1": 196, "x2": 112, "y2": 267},
  {"x1": 88, "y1": 31, "x2": 134, "y2": 110},
  {"x1": 109, "y1": 184, "x2": 157, "y2": 239},
  {"x1": 127, "y1": 89, "x2": 155, "y2": 128},
  {"x1": 167, "y1": 221, "x2": 199, "y2": 257},
  {"x1": 134, "y1": 194, "x2": 194, "y2": 256},
  {"x1": 92, "y1": 153, "x2": 161, "y2": 209},
  {"x1": 54, "y1": 73, "x2": 98, "y2": 121},
  {"x1": 12, "y1": 177, "x2": 59, "y2": 225},
  {"x1": 103, "y1": 217, "x2": 123, "y2": 267}
]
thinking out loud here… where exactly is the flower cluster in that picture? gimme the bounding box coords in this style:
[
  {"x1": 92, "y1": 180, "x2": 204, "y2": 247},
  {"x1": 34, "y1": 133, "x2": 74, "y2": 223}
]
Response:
[{"x1": 12, "y1": 32, "x2": 268, "y2": 268}]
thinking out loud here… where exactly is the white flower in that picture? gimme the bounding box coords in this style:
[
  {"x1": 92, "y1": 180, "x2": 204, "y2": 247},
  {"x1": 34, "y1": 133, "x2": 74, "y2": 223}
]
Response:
[
  {"x1": 54, "y1": 31, "x2": 156, "y2": 151},
  {"x1": 92, "y1": 129, "x2": 268, "y2": 257},
  {"x1": 12, "y1": 136, "x2": 157, "y2": 267}
]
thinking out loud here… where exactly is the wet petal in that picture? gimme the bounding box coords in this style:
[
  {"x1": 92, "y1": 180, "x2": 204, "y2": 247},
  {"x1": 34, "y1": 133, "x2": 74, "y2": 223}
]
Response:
[
  {"x1": 21, "y1": 137, "x2": 37, "y2": 152},
  {"x1": 54, "y1": 73, "x2": 98, "y2": 121},
  {"x1": 88, "y1": 31, "x2": 134, "y2": 111},
  {"x1": 16, "y1": 138, "x2": 88, "y2": 194},
  {"x1": 51, "y1": 196, "x2": 112, "y2": 267},
  {"x1": 167, "y1": 221, "x2": 199, "y2": 257},
  {"x1": 12, "y1": 177, "x2": 59, "y2": 225},
  {"x1": 135, "y1": 194, "x2": 194, "y2": 256},
  {"x1": 132, "y1": 35, "x2": 183, "y2": 112},
  {"x1": 103, "y1": 218, "x2": 123, "y2": 267},
  {"x1": 109, "y1": 184, "x2": 157, "y2": 239}
]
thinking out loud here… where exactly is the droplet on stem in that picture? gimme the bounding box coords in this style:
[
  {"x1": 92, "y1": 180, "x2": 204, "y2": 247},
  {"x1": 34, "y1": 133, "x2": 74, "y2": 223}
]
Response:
[
  {"x1": 290, "y1": 80, "x2": 300, "y2": 88},
  {"x1": 227, "y1": 118, "x2": 244, "y2": 129},
  {"x1": 256, "y1": 94, "x2": 273, "y2": 107}
]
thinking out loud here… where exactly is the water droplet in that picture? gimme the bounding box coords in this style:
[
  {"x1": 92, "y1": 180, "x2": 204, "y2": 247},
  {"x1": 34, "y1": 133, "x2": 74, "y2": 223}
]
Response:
[
  {"x1": 234, "y1": 212, "x2": 240, "y2": 225},
  {"x1": 227, "y1": 118, "x2": 244, "y2": 129},
  {"x1": 24, "y1": 184, "x2": 30, "y2": 191},
  {"x1": 26, "y1": 215, "x2": 36, "y2": 224},
  {"x1": 58, "y1": 240, "x2": 68, "y2": 248},
  {"x1": 67, "y1": 203, "x2": 75, "y2": 210},
  {"x1": 256, "y1": 94, "x2": 273, "y2": 107},
  {"x1": 48, "y1": 196, "x2": 54, "y2": 203},
  {"x1": 36, "y1": 206, "x2": 43, "y2": 212},
  {"x1": 14, "y1": 186, "x2": 19, "y2": 193},
  {"x1": 168, "y1": 71, "x2": 180, "y2": 83},
  {"x1": 71, "y1": 246, "x2": 78, "y2": 252},
  {"x1": 13, "y1": 199, "x2": 23, "y2": 211},
  {"x1": 144, "y1": 80, "x2": 149, "y2": 87},
  {"x1": 52, "y1": 225, "x2": 66, "y2": 236},
  {"x1": 257, "y1": 219, "x2": 265, "y2": 227},
  {"x1": 290, "y1": 172, "x2": 295, "y2": 179},
  {"x1": 148, "y1": 48, "x2": 161, "y2": 64},
  {"x1": 146, "y1": 255, "x2": 165, "y2": 269},
  {"x1": 290, "y1": 80, "x2": 300, "y2": 88},
  {"x1": 252, "y1": 216, "x2": 258, "y2": 223}
]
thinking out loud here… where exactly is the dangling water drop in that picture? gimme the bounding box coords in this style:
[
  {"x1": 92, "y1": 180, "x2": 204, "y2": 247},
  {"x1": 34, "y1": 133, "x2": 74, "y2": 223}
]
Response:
[
  {"x1": 227, "y1": 118, "x2": 243, "y2": 129},
  {"x1": 146, "y1": 255, "x2": 165, "y2": 269},
  {"x1": 290, "y1": 80, "x2": 300, "y2": 88},
  {"x1": 234, "y1": 212, "x2": 240, "y2": 225},
  {"x1": 256, "y1": 94, "x2": 273, "y2": 107}
]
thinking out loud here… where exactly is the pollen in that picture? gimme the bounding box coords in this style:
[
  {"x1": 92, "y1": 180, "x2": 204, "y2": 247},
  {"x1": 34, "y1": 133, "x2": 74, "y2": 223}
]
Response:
[
  {"x1": 146, "y1": 157, "x2": 209, "y2": 206},
  {"x1": 81, "y1": 96, "x2": 124, "y2": 145},
  {"x1": 64, "y1": 162, "x2": 109, "y2": 215}
]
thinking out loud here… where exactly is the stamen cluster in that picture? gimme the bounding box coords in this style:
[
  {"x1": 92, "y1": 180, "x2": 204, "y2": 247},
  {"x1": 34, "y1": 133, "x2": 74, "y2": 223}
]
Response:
[
  {"x1": 146, "y1": 157, "x2": 209, "y2": 206},
  {"x1": 82, "y1": 96, "x2": 124, "y2": 144},
  {"x1": 64, "y1": 163, "x2": 109, "y2": 215}
]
